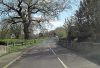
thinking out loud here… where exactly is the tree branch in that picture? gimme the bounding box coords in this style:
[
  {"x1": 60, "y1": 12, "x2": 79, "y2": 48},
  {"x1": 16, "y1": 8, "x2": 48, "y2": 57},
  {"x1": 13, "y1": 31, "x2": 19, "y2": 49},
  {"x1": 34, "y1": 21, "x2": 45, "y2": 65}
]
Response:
[
  {"x1": 2, "y1": 1, "x2": 19, "y2": 12},
  {"x1": 17, "y1": 0, "x2": 22, "y2": 13}
]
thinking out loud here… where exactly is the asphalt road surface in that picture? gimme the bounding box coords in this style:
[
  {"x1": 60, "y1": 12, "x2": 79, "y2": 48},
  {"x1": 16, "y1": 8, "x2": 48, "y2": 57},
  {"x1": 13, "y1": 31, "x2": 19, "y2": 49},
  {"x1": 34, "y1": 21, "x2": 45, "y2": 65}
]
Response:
[{"x1": 8, "y1": 39, "x2": 100, "y2": 68}]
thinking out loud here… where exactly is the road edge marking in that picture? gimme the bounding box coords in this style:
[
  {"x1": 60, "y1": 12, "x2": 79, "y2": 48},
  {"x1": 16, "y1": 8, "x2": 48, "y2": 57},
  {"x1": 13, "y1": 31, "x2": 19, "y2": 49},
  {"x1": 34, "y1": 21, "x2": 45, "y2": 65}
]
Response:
[
  {"x1": 3, "y1": 55, "x2": 21, "y2": 68},
  {"x1": 2, "y1": 45, "x2": 38, "y2": 68}
]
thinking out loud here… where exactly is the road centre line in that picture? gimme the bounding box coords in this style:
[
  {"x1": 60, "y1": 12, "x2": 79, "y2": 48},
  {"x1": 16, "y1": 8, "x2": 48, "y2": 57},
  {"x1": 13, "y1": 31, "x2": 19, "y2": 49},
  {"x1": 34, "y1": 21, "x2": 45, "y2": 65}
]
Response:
[{"x1": 49, "y1": 47, "x2": 68, "y2": 68}]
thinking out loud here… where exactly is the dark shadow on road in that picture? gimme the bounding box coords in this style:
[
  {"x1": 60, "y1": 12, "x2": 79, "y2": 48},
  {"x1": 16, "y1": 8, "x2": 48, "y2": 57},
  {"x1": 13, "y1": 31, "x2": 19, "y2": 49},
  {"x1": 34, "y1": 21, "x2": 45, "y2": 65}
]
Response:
[
  {"x1": 57, "y1": 40, "x2": 100, "y2": 66},
  {"x1": 71, "y1": 48, "x2": 100, "y2": 66}
]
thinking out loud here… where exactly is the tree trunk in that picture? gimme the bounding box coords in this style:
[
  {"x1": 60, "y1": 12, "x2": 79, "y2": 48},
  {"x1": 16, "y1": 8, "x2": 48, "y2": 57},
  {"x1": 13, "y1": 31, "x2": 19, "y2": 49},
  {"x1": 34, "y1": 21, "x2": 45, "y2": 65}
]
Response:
[
  {"x1": 23, "y1": 23, "x2": 30, "y2": 39},
  {"x1": 23, "y1": 8, "x2": 32, "y2": 39}
]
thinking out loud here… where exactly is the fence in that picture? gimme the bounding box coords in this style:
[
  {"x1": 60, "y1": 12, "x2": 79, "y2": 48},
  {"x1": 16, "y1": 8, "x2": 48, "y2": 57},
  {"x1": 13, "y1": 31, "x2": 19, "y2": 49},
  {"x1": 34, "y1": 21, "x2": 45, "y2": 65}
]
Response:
[{"x1": 58, "y1": 39, "x2": 100, "y2": 54}]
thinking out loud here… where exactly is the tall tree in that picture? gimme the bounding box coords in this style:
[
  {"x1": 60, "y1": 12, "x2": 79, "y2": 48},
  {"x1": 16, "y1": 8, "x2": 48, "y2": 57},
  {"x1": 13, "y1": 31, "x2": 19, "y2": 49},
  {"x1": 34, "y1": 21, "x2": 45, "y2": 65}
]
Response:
[
  {"x1": 0, "y1": 0, "x2": 69, "y2": 39},
  {"x1": 64, "y1": 17, "x2": 78, "y2": 42},
  {"x1": 74, "y1": 0, "x2": 95, "y2": 41},
  {"x1": 10, "y1": 23, "x2": 22, "y2": 39},
  {"x1": 85, "y1": 0, "x2": 100, "y2": 41},
  {"x1": 71, "y1": 0, "x2": 100, "y2": 42}
]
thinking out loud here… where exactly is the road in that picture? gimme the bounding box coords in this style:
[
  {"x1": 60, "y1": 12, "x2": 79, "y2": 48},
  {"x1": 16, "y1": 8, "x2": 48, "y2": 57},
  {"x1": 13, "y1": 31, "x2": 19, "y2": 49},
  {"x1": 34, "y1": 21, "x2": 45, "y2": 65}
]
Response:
[{"x1": 8, "y1": 39, "x2": 100, "y2": 68}]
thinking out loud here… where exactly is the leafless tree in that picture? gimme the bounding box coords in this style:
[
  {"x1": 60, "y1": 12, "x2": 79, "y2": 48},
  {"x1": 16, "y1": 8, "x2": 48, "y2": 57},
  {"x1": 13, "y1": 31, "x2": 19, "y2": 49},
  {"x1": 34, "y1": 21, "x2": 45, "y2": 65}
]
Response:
[{"x1": 0, "y1": 0, "x2": 69, "y2": 39}]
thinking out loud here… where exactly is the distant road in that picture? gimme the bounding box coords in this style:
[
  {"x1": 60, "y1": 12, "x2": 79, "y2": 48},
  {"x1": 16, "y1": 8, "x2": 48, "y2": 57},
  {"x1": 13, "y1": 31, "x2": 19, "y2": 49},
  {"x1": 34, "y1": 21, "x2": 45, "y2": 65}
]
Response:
[{"x1": 8, "y1": 39, "x2": 100, "y2": 68}]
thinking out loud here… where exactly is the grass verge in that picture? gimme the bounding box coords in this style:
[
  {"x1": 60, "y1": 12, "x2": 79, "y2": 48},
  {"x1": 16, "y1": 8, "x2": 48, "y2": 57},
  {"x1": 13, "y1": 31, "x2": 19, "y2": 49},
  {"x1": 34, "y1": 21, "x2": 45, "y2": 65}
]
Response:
[{"x1": 0, "y1": 38, "x2": 45, "y2": 57}]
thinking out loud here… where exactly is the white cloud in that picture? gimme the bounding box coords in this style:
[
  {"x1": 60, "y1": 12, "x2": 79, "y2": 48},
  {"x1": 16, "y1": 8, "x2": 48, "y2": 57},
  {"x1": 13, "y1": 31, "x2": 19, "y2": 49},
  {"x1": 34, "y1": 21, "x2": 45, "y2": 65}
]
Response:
[{"x1": 48, "y1": 20, "x2": 64, "y2": 30}]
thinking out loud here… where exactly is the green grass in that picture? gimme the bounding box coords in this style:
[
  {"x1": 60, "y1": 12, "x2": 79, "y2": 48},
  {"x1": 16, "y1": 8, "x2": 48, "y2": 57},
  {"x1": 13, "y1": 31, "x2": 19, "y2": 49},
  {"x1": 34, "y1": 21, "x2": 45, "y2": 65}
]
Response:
[
  {"x1": 8, "y1": 39, "x2": 44, "y2": 53},
  {"x1": 0, "y1": 38, "x2": 45, "y2": 54}
]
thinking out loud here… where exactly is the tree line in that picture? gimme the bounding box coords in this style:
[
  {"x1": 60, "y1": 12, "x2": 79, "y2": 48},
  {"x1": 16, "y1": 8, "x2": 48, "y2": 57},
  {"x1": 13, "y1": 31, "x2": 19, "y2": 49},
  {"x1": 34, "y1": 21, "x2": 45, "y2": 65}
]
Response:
[{"x1": 65, "y1": 0, "x2": 100, "y2": 42}]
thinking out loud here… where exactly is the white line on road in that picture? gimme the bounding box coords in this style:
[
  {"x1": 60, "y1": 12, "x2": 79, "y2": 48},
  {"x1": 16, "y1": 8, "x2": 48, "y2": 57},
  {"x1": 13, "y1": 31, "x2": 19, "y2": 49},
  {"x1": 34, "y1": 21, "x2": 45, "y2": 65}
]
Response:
[
  {"x1": 57, "y1": 57, "x2": 68, "y2": 68},
  {"x1": 49, "y1": 47, "x2": 68, "y2": 68},
  {"x1": 3, "y1": 56, "x2": 21, "y2": 68}
]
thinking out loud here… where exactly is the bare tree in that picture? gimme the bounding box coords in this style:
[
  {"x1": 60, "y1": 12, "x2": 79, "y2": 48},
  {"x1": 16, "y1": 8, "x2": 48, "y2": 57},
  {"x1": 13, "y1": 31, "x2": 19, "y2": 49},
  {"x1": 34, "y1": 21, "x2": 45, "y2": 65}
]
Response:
[{"x1": 0, "y1": 0, "x2": 69, "y2": 39}]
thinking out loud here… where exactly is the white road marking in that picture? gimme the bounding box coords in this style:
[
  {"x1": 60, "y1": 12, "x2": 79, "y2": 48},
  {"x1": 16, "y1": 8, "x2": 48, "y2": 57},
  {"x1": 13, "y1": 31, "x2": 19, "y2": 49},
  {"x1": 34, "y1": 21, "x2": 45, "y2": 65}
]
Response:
[
  {"x1": 3, "y1": 56, "x2": 21, "y2": 68},
  {"x1": 57, "y1": 57, "x2": 68, "y2": 68},
  {"x1": 49, "y1": 47, "x2": 68, "y2": 68}
]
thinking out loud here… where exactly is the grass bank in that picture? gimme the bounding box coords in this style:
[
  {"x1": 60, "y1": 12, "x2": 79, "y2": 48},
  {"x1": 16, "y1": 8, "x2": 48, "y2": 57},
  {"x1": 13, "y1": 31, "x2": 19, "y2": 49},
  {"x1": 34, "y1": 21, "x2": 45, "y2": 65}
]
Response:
[{"x1": 0, "y1": 38, "x2": 45, "y2": 57}]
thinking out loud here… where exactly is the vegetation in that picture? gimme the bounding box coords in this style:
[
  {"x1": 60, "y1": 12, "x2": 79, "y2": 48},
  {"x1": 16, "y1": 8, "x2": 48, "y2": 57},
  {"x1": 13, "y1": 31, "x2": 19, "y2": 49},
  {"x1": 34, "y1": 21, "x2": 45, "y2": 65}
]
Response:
[
  {"x1": 54, "y1": 27, "x2": 67, "y2": 38},
  {"x1": 0, "y1": 23, "x2": 22, "y2": 39},
  {"x1": 64, "y1": 0, "x2": 100, "y2": 42},
  {"x1": 0, "y1": 0, "x2": 69, "y2": 39},
  {"x1": 7, "y1": 39, "x2": 44, "y2": 53},
  {"x1": 0, "y1": 38, "x2": 44, "y2": 57},
  {"x1": 0, "y1": 0, "x2": 100, "y2": 57}
]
